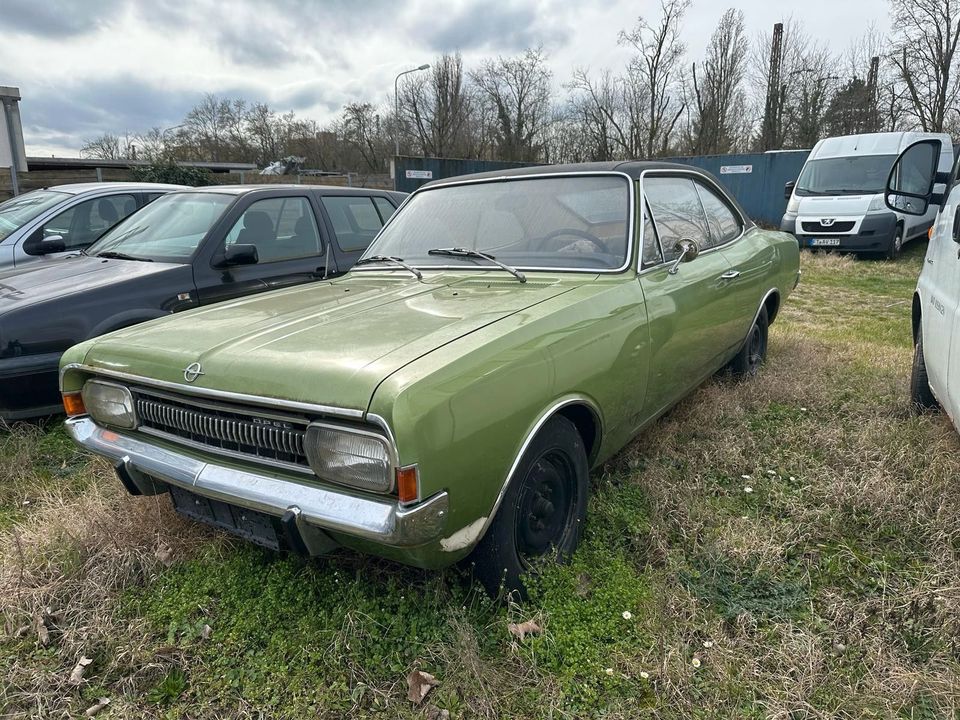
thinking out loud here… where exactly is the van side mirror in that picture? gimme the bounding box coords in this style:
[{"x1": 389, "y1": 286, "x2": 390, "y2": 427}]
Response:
[
  {"x1": 221, "y1": 243, "x2": 259, "y2": 266},
  {"x1": 884, "y1": 139, "x2": 941, "y2": 217},
  {"x1": 784, "y1": 180, "x2": 796, "y2": 201}
]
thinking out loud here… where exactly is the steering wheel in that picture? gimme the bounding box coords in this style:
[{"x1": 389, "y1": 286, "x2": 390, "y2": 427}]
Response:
[{"x1": 535, "y1": 228, "x2": 607, "y2": 252}]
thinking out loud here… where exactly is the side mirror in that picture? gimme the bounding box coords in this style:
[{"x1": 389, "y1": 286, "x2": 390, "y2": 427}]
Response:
[
  {"x1": 784, "y1": 180, "x2": 796, "y2": 201},
  {"x1": 30, "y1": 235, "x2": 66, "y2": 255},
  {"x1": 221, "y1": 243, "x2": 259, "y2": 266},
  {"x1": 884, "y1": 139, "x2": 941, "y2": 217},
  {"x1": 668, "y1": 238, "x2": 700, "y2": 275}
]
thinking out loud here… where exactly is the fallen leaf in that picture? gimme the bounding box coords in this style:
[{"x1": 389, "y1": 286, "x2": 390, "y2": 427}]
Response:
[
  {"x1": 13, "y1": 624, "x2": 31, "y2": 638},
  {"x1": 406, "y1": 669, "x2": 438, "y2": 704},
  {"x1": 507, "y1": 620, "x2": 542, "y2": 641},
  {"x1": 201, "y1": 624, "x2": 213, "y2": 640},
  {"x1": 84, "y1": 698, "x2": 110, "y2": 717},
  {"x1": 155, "y1": 543, "x2": 174, "y2": 567},
  {"x1": 69, "y1": 656, "x2": 94, "y2": 685},
  {"x1": 425, "y1": 704, "x2": 450, "y2": 720},
  {"x1": 33, "y1": 614, "x2": 49, "y2": 646},
  {"x1": 575, "y1": 572, "x2": 592, "y2": 598}
]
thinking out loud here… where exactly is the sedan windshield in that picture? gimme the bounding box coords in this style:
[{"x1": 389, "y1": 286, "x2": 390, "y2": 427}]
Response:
[
  {"x1": 87, "y1": 192, "x2": 234, "y2": 262},
  {"x1": 361, "y1": 175, "x2": 631, "y2": 271},
  {"x1": 0, "y1": 189, "x2": 69, "y2": 241},
  {"x1": 796, "y1": 155, "x2": 896, "y2": 195}
]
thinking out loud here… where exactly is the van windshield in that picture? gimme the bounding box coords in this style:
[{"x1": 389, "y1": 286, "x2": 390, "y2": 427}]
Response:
[{"x1": 796, "y1": 155, "x2": 897, "y2": 195}]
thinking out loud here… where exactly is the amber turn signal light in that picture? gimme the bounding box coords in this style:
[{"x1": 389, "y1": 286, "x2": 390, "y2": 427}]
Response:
[
  {"x1": 62, "y1": 392, "x2": 86, "y2": 417},
  {"x1": 396, "y1": 466, "x2": 419, "y2": 504}
]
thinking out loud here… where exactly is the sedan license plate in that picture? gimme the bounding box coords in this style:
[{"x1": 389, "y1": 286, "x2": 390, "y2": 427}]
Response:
[
  {"x1": 169, "y1": 485, "x2": 280, "y2": 550},
  {"x1": 809, "y1": 237, "x2": 840, "y2": 247}
]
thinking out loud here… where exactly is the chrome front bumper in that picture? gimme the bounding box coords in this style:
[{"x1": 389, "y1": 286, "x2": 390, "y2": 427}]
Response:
[{"x1": 66, "y1": 417, "x2": 448, "y2": 552}]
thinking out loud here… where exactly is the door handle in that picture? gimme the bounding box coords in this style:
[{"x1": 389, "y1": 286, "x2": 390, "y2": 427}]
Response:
[{"x1": 719, "y1": 270, "x2": 741, "y2": 280}]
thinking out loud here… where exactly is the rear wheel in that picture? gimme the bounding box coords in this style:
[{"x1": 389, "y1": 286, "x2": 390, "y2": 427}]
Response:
[
  {"x1": 728, "y1": 305, "x2": 769, "y2": 378},
  {"x1": 910, "y1": 332, "x2": 939, "y2": 412},
  {"x1": 885, "y1": 224, "x2": 904, "y2": 261},
  {"x1": 470, "y1": 415, "x2": 588, "y2": 599}
]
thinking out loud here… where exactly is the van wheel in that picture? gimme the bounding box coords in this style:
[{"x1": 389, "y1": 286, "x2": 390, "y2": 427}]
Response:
[
  {"x1": 910, "y1": 333, "x2": 939, "y2": 412},
  {"x1": 886, "y1": 225, "x2": 904, "y2": 260},
  {"x1": 728, "y1": 306, "x2": 769, "y2": 378},
  {"x1": 470, "y1": 415, "x2": 588, "y2": 600}
]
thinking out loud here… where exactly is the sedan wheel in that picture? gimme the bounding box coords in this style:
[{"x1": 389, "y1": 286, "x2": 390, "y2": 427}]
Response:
[
  {"x1": 729, "y1": 305, "x2": 769, "y2": 378},
  {"x1": 470, "y1": 415, "x2": 588, "y2": 599}
]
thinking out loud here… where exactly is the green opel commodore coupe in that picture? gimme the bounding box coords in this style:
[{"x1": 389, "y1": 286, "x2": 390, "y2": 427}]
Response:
[{"x1": 61, "y1": 162, "x2": 800, "y2": 594}]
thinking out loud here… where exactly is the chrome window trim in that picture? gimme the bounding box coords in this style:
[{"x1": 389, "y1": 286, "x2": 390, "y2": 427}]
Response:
[
  {"x1": 351, "y1": 171, "x2": 637, "y2": 275},
  {"x1": 60, "y1": 363, "x2": 365, "y2": 420},
  {"x1": 638, "y1": 168, "x2": 748, "y2": 273}
]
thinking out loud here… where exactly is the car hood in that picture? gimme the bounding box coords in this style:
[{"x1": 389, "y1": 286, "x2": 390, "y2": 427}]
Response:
[
  {"x1": 78, "y1": 272, "x2": 584, "y2": 413},
  {"x1": 795, "y1": 194, "x2": 877, "y2": 216},
  {"x1": 0, "y1": 254, "x2": 182, "y2": 314}
]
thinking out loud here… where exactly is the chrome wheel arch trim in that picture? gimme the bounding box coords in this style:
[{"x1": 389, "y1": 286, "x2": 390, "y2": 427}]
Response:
[{"x1": 470, "y1": 393, "x2": 604, "y2": 546}]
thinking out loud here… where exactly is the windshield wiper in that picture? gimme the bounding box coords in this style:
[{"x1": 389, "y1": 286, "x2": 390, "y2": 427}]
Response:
[
  {"x1": 354, "y1": 255, "x2": 422, "y2": 280},
  {"x1": 94, "y1": 251, "x2": 153, "y2": 262},
  {"x1": 427, "y1": 247, "x2": 526, "y2": 283}
]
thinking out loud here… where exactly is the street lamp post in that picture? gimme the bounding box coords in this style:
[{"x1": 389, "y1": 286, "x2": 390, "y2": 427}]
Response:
[
  {"x1": 160, "y1": 123, "x2": 186, "y2": 158},
  {"x1": 394, "y1": 64, "x2": 430, "y2": 159}
]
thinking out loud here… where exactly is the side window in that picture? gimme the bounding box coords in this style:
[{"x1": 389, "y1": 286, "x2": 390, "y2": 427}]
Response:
[
  {"x1": 321, "y1": 196, "x2": 387, "y2": 252},
  {"x1": 641, "y1": 201, "x2": 663, "y2": 267},
  {"x1": 643, "y1": 177, "x2": 710, "y2": 262},
  {"x1": 373, "y1": 197, "x2": 397, "y2": 223},
  {"x1": 40, "y1": 194, "x2": 138, "y2": 250},
  {"x1": 143, "y1": 192, "x2": 166, "y2": 204},
  {"x1": 695, "y1": 182, "x2": 742, "y2": 247},
  {"x1": 224, "y1": 196, "x2": 322, "y2": 263}
]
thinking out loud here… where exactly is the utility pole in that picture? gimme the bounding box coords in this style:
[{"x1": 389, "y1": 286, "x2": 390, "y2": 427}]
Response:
[
  {"x1": 866, "y1": 56, "x2": 880, "y2": 132},
  {"x1": 760, "y1": 23, "x2": 784, "y2": 151}
]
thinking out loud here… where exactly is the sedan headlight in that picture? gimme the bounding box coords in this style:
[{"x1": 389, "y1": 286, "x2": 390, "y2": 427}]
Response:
[
  {"x1": 304, "y1": 423, "x2": 395, "y2": 493},
  {"x1": 82, "y1": 379, "x2": 137, "y2": 429},
  {"x1": 786, "y1": 194, "x2": 800, "y2": 214}
]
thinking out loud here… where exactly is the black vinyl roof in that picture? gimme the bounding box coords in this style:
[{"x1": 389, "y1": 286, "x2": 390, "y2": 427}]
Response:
[{"x1": 428, "y1": 160, "x2": 710, "y2": 186}]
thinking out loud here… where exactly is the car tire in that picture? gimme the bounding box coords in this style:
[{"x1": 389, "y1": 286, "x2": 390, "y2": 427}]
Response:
[
  {"x1": 470, "y1": 415, "x2": 589, "y2": 600},
  {"x1": 728, "y1": 305, "x2": 769, "y2": 378},
  {"x1": 886, "y1": 224, "x2": 904, "y2": 261},
  {"x1": 910, "y1": 332, "x2": 939, "y2": 412}
]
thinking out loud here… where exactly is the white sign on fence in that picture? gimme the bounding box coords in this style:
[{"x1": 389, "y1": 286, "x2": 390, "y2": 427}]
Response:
[
  {"x1": 405, "y1": 169, "x2": 433, "y2": 179},
  {"x1": 720, "y1": 164, "x2": 752, "y2": 175}
]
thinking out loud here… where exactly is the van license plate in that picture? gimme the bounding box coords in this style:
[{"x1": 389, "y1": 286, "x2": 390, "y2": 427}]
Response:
[{"x1": 809, "y1": 238, "x2": 840, "y2": 247}]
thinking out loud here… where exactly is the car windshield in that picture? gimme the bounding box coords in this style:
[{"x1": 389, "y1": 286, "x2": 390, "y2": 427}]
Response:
[
  {"x1": 796, "y1": 154, "x2": 897, "y2": 195},
  {"x1": 0, "y1": 189, "x2": 70, "y2": 241},
  {"x1": 87, "y1": 192, "x2": 234, "y2": 262},
  {"x1": 361, "y1": 175, "x2": 631, "y2": 271}
]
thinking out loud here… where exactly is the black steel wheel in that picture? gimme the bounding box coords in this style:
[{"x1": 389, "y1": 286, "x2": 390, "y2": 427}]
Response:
[
  {"x1": 729, "y1": 305, "x2": 769, "y2": 378},
  {"x1": 910, "y1": 332, "x2": 939, "y2": 412},
  {"x1": 470, "y1": 415, "x2": 589, "y2": 599}
]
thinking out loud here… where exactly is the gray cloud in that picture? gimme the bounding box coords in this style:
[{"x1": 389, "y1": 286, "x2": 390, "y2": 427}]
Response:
[
  {"x1": 415, "y1": 1, "x2": 569, "y2": 53},
  {"x1": 3, "y1": 0, "x2": 124, "y2": 37}
]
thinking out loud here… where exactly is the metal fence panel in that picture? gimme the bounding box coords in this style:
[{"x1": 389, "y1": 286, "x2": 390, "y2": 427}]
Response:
[{"x1": 394, "y1": 156, "x2": 542, "y2": 193}]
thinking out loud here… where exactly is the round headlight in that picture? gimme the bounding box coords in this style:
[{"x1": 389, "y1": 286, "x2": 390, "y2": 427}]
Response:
[
  {"x1": 304, "y1": 423, "x2": 395, "y2": 494},
  {"x1": 82, "y1": 379, "x2": 137, "y2": 429}
]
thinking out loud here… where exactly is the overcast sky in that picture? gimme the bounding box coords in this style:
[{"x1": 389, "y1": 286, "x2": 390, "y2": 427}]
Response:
[{"x1": 2, "y1": 0, "x2": 891, "y2": 157}]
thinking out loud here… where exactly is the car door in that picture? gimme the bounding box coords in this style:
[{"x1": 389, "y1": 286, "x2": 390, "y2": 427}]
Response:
[
  {"x1": 21, "y1": 192, "x2": 139, "y2": 258},
  {"x1": 637, "y1": 173, "x2": 737, "y2": 419},
  {"x1": 937, "y1": 178, "x2": 960, "y2": 420},
  {"x1": 318, "y1": 194, "x2": 397, "y2": 271},
  {"x1": 696, "y1": 177, "x2": 778, "y2": 353},
  {"x1": 194, "y1": 192, "x2": 329, "y2": 306}
]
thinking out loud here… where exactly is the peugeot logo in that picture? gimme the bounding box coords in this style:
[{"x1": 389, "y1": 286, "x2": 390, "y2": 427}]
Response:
[
  {"x1": 820, "y1": 218, "x2": 836, "y2": 227},
  {"x1": 183, "y1": 362, "x2": 204, "y2": 383}
]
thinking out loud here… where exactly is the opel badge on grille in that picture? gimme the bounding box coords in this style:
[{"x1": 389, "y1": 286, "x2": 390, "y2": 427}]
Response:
[{"x1": 183, "y1": 362, "x2": 204, "y2": 383}]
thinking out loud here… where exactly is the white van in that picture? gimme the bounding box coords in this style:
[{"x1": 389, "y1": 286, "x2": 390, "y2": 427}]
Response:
[
  {"x1": 884, "y1": 138, "x2": 960, "y2": 433},
  {"x1": 780, "y1": 132, "x2": 953, "y2": 259}
]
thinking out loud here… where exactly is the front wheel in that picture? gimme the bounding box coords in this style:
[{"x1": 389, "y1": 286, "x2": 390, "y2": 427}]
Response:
[
  {"x1": 728, "y1": 305, "x2": 769, "y2": 378},
  {"x1": 470, "y1": 415, "x2": 589, "y2": 599},
  {"x1": 886, "y1": 224, "x2": 904, "y2": 261},
  {"x1": 910, "y1": 333, "x2": 939, "y2": 412}
]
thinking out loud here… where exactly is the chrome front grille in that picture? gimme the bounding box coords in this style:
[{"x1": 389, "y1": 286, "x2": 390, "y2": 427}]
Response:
[{"x1": 132, "y1": 389, "x2": 310, "y2": 471}]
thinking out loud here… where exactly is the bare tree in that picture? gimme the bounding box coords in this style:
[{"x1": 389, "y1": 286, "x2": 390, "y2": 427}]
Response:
[
  {"x1": 566, "y1": 69, "x2": 621, "y2": 161},
  {"x1": 890, "y1": 0, "x2": 960, "y2": 132},
  {"x1": 399, "y1": 53, "x2": 475, "y2": 158},
  {"x1": 338, "y1": 102, "x2": 391, "y2": 172},
  {"x1": 471, "y1": 47, "x2": 553, "y2": 162},
  {"x1": 618, "y1": 0, "x2": 690, "y2": 158},
  {"x1": 685, "y1": 8, "x2": 749, "y2": 155},
  {"x1": 80, "y1": 133, "x2": 127, "y2": 160}
]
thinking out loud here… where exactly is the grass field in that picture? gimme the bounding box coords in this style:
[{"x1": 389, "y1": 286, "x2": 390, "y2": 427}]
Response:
[{"x1": 2, "y1": 241, "x2": 960, "y2": 719}]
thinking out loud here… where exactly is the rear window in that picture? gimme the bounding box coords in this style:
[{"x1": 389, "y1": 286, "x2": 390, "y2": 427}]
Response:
[{"x1": 322, "y1": 196, "x2": 388, "y2": 252}]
